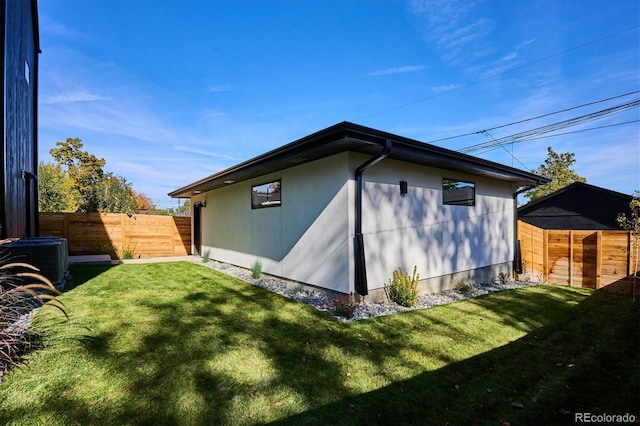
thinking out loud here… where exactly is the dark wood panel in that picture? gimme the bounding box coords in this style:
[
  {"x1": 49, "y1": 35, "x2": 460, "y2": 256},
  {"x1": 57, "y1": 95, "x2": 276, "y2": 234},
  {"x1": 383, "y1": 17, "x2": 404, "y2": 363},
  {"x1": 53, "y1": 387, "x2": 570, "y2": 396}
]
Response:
[{"x1": 2, "y1": 0, "x2": 39, "y2": 239}]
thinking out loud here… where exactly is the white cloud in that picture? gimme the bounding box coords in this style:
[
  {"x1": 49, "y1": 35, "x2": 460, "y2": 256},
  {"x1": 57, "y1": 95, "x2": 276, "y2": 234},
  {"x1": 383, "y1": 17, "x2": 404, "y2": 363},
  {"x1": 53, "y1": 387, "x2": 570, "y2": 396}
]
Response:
[
  {"x1": 41, "y1": 91, "x2": 111, "y2": 104},
  {"x1": 407, "y1": 0, "x2": 539, "y2": 79},
  {"x1": 368, "y1": 65, "x2": 427, "y2": 76},
  {"x1": 207, "y1": 85, "x2": 232, "y2": 92},
  {"x1": 39, "y1": 14, "x2": 87, "y2": 40},
  {"x1": 409, "y1": 0, "x2": 493, "y2": 64},
  {"x1": 171, "y1": 145, "x2": 241, "y2": 162},
  {"x1": 515, "y1": 38, "x2": 537, "y2": 50},
  {"x1": 434, "y1": 18, "x2": 494, "y2": 50},
  {"x1": 431, "y1": 84, "x2": 463, "y2": 94},
  {"x1": 39, "y1": 99, "x2": 177, "y2": 144}
]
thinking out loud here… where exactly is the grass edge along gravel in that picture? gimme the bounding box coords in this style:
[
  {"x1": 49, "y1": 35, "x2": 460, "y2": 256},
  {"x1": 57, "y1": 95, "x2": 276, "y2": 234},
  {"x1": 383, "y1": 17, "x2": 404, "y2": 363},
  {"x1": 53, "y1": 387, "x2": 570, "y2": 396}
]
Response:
[{"x1": 0, "y1": 261, "x2": 637, "y2": 425}]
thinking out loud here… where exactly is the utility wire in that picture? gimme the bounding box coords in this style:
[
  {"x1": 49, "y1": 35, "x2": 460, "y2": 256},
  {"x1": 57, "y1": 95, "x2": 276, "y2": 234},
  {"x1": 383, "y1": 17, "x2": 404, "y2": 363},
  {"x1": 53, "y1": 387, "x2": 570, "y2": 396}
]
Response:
[
  {"x1": 423, "y1": 90, "x2": 639, "y2": 145},
  {"x1": 459, "y1": 99, "x2": 640, "y2": 153},
  {"x1": 357, "y1": 25, "x2": 639, "y2": 120},
  {"x1": 480, "y1": 130, "x2": 530, "y2": 170},
  {"x1": 473, "y1": 119, "x2": 640, "y2": 155},
  {"x1": 475, "y1": 91, "x2": 639, "y2": 135}
]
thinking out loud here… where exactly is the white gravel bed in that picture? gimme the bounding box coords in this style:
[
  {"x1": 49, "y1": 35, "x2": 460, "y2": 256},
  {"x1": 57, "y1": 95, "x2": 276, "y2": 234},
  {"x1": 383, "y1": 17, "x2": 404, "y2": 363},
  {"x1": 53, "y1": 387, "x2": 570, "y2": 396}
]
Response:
[{"x1": 199, "y1": 259, "x2": 541, "y2": 321}]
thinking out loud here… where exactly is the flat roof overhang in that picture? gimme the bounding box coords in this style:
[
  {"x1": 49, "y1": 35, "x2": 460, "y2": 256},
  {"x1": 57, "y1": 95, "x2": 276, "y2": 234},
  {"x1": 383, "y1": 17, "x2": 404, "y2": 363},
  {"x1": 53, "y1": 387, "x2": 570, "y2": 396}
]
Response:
[{"x1": 169, "y1": 121, "x2": 550, "y2": 198}]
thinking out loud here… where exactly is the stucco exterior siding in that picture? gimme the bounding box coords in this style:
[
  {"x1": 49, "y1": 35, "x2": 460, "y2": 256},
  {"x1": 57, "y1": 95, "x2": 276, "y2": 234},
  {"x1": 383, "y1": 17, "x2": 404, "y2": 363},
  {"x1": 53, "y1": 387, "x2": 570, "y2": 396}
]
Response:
[
  {"x1": 352, "y1": 155, "x2": 516, "y2": 292},
  {"x1": 195, "y1": 151, "x2": 518, "y2": 295},
  {"x1": 195, "y1": 153, "x2": 353, "y2": 293}
]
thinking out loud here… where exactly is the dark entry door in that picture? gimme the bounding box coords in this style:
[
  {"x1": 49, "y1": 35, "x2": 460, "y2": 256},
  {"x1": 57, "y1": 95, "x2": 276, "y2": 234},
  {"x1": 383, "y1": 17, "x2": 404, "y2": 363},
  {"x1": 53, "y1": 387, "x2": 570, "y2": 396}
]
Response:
[{"x1": 193, "y1": 203, "x2": 202, "y2": 256}]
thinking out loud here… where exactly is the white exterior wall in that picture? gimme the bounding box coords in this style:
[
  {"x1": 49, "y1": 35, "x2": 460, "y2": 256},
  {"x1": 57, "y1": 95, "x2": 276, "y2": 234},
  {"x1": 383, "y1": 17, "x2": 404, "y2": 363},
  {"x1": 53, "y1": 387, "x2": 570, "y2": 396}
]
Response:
[
  {"x1": 350, "y1": 154, "x2": 517, "y2": 292},
  {"x1": 194, "y1": 153, "x2": 354, "y2": 293},
  {"x1": 192, "y1": 151, "x2": 518, "y2": 295}
]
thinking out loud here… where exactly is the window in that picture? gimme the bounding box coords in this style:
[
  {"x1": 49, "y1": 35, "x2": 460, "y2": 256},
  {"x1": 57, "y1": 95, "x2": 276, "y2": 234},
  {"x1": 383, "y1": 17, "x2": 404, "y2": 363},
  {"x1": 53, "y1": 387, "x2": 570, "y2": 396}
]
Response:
[
  {"x1": 251, "y1": 180, "x2": 281, "y2": 209},
  {"x1": 24, "y1": 61, "x2": 30, "y2": 85},
  {"x1": 443, "y1": 178, "x2": 475, "y2": 206}
]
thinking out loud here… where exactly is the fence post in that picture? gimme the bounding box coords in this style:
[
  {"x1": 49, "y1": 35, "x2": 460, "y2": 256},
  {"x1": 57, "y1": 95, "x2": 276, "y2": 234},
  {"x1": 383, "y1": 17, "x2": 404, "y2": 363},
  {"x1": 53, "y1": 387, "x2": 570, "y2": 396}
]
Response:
[
  {"x1": 543, "y1": 229, "x2": 549, "y2": 282},
  {"x1": 64, "y1": 213, "x2": 70, "y2": 242},
  {"x1": 627, "y1": 231, "x2": 637, "y2": 297},
  {"x1": 171, "y1": 219, "x2": 176, "y2": 256},
  {"x1": 120, "y1": 214, "x2": 127, "y2": 257},
  {"x1": 569, "y1": 230, "x2": 574, "y2": 287}
]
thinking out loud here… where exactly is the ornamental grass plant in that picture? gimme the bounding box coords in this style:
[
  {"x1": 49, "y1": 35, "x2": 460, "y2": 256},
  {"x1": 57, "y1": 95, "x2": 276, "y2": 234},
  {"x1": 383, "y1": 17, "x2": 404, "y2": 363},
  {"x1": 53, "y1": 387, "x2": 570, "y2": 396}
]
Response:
[
  {"x1": 385, "y1": 266, "x2": 419, "y2": 307},
  {"x1": 0, "y1": 261, "x2": 66, "y2": 376}
]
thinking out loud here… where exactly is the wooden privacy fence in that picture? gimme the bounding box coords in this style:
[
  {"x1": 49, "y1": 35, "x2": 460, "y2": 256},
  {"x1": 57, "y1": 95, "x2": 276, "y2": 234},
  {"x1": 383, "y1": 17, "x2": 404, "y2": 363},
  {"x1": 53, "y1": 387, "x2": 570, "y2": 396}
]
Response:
[
  {"x1": 517, "y1": 220, "x2": 638, "y2": 294},
  {"x1": 39, "y1": 213, "x2": 191, "y2": 259}
]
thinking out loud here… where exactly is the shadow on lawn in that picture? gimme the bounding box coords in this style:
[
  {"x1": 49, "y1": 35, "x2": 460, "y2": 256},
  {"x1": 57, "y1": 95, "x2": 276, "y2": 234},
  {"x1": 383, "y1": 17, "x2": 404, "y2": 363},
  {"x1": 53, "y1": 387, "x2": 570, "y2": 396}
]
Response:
[
  {"x1": 64, "y1": 264, "x2": 114, "y2": 292},
  {"x1": 3, "y1": 263, "x2": 638, "y2": 425},
  {"x1": 274, "y1": 290, "x2": 640, "y2": 426}
]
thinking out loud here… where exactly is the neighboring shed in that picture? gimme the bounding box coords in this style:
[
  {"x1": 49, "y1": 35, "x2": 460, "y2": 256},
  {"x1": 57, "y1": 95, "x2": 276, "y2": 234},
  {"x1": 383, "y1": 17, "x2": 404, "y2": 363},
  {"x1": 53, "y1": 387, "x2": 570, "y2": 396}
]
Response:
[
  {"x1": 1, "y1": 0, "x2": 40, "y2": 239},
  {"x1": 169, "y1": 122, "x2": 548, "y2": 299},
  {"x1": 518, "y1": 182, "x2": 633, "y2": 230}
]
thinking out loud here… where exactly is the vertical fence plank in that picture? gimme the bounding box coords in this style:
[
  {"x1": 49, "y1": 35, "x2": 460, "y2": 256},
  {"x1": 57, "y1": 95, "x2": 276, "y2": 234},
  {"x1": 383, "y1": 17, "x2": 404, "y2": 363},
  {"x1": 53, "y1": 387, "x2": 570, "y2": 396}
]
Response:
[
  {"x1": 568, "y1": 230, "x2": 574, "y2": 287},
  {"x1": 120, "y1": 214, "x2": 127, "y2": 254},
  {"x1": 543, "y1": 229, "x2": 549, "y2": 282},
  {"x1": 64, "y1": 214, "x2": 69, "y2": 241},
  {"x1": 627, "y1": 232, "x2": 635, "y2": 277},
  {"x1": 595, "y1": 231, "x2": 603, "y2": 289}
]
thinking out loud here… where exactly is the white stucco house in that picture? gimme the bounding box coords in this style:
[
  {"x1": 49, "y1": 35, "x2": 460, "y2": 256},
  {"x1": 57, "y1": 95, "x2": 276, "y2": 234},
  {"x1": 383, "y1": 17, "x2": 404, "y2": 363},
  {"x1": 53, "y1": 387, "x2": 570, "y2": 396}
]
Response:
[{"x1": 169, "y1": 122, "x2": 548, "y2": 299}]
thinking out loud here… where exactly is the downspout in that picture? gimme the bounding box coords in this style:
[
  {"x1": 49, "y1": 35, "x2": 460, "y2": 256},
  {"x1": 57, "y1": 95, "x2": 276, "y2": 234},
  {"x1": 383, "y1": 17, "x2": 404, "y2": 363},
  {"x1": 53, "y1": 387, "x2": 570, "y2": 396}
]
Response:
[
  {"x1": 22, "y1": 171, "x2": 36, "y2": 237},
  {"x1": 512, "y1": 184, "x2": 537, "y2": 275},
  {"x1": 33, "y1": 41, "x2": 41, "y2": 236},
  {"x1": 354, "y1": 139, "x2": 392, "y2": 296}
]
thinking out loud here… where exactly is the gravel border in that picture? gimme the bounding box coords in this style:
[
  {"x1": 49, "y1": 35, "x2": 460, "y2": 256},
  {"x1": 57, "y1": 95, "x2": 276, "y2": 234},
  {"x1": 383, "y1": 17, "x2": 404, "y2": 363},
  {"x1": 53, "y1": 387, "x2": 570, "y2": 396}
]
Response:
[{"x1": 199, "y1": 259, "x2": 541, "y2": 321}]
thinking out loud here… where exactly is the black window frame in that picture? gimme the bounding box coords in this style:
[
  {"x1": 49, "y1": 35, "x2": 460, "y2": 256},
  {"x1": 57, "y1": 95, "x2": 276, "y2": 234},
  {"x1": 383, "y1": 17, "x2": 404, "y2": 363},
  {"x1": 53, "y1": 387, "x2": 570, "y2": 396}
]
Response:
[
  {"x1": 442, "y1": 178, "x2": 475, "y2": 206},
  {"x1": 251, "y1": 179, "x2": 282, "y2": 209}
]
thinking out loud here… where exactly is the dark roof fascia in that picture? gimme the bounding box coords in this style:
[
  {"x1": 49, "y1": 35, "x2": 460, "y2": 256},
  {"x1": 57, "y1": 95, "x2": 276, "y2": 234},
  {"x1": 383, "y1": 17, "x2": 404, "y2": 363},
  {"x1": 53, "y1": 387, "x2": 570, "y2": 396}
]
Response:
[
  {"x1": 169, "y1": 121, "x2": 550, "y2": 198},
  {"x1": 518, "y1": 182, "x2": 632, "y2": 213},
  {"x1": 168, "y1": 122, "x2": 360, "y2": 198},
  {"x1": 342, "y1": 122, "x2": 550, "y2": 184}
]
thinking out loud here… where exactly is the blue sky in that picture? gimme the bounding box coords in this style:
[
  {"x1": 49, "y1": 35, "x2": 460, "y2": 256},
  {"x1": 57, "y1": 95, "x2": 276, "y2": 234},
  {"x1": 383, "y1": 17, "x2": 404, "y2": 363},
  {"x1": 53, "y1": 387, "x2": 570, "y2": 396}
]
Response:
[{"x1": 37, "y1": 0, "x2": 639, "y2": 209}]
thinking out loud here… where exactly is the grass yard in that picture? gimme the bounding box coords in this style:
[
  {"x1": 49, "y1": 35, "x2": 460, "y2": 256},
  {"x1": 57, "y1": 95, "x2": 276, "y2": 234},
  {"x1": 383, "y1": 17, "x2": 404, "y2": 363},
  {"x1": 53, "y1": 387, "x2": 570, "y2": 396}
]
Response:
[{"x1": 0, "y1": 262, "x2": 638, "y2": 425}]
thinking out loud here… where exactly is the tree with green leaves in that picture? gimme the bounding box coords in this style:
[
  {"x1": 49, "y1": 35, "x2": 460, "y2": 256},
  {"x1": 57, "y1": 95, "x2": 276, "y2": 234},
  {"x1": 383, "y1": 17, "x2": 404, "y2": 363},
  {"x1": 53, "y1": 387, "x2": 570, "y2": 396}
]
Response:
[
  {"x1": 134, "y1": 192, "x2": 156, "y2": 211},
  {"x1": 617, "y1": 191, "x2": 640, "y2": 301},
  {"x1": 97, "y1": 174, "x2": 139, "y2": 214},
  {"x1": 49, "y1": 138, "x2": 106, "y2": 213},
  {"x1": 617, "y1": 191, "x2": 640, "y2": 232},
  {"x1": 37, "y1": 161, "x2": 78, "y2": 212},
  {"x1": 41, "y1": 137, "x2": 142, "y2": 215},
  {"x1": 524, "y1": 147, "x2": 586, "y2": 202},
  {"x1": 153, "y1": 199, "x2": 190, "y2": 216}
]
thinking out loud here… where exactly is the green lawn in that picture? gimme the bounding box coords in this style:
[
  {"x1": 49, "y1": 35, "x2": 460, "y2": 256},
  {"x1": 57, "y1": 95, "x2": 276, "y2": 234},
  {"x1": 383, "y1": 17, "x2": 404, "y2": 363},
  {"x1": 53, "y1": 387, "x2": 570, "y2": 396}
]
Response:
[{"x1": 0, "y1": 262, "x2": 638, "y2": 425}]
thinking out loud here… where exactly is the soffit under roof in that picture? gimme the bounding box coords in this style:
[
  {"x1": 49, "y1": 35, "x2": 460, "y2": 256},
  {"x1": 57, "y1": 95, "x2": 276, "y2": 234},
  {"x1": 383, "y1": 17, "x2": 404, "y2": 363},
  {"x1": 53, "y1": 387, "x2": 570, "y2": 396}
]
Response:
[{"x1": 169, "y1": 122, "x2": 549, "y2": 198}]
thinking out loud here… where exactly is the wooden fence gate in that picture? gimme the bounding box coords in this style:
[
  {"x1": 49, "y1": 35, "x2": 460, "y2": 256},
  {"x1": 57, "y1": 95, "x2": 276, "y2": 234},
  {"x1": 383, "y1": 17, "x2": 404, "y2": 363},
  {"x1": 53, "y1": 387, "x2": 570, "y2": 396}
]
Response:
[{"x1": 516, "y1": 220, "x2": 638, "y2": 294}]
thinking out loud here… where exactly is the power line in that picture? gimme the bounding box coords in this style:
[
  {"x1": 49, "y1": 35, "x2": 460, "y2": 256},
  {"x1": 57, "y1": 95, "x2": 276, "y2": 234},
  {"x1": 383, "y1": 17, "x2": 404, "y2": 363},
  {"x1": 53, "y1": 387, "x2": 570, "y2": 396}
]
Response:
[
  {"x1": 459, "y1": 99, "x2": 640, "y2": 153},
  {"x1": 423, "y1": 91, "x2": 639, "y2": 146},
  {"x1": 480, "y1": 130, "x2": 530, "y2": 170},
  {"x1": 476, "y1": 91, "x2": 639, "y2": 135},
  {"x1": 474, "y1": 119, "x2": 640, "y2": 155},
  {"x1": 357, "y1": 25, "x2": 639, "y2": 120}
]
